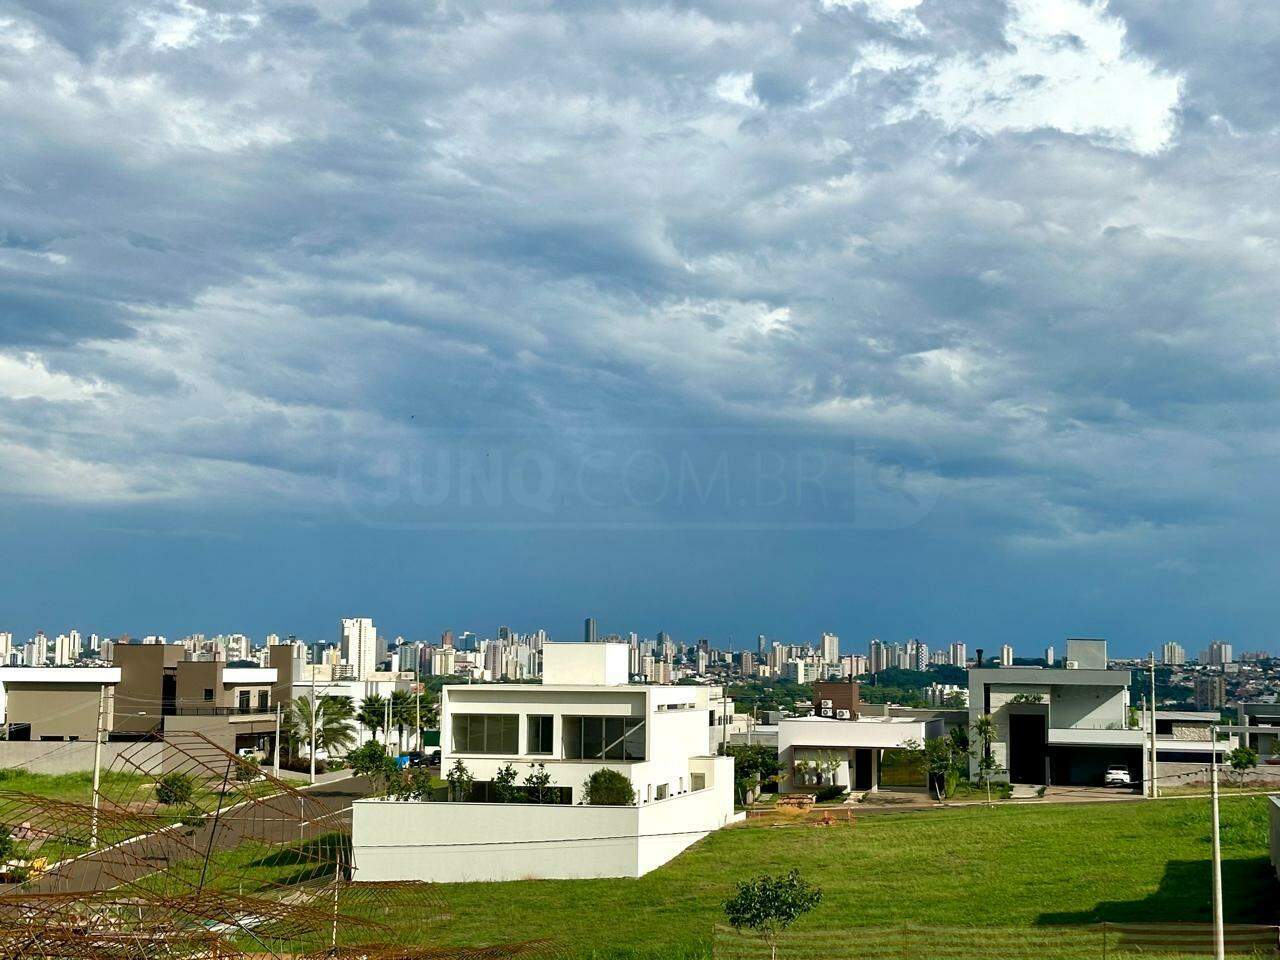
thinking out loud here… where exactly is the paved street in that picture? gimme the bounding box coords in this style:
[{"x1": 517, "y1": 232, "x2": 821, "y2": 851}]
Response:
[{"x1": 21, "y1": 775, "x2": 371, "y2": 895}]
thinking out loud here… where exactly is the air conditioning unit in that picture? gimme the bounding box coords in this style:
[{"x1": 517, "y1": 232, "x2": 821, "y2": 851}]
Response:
[
  {"x1": 821, "y1": 708, "x2": 833, "y2": 717},
  {"x1": 1064, "y1": 660, "x2": 1079, "y2": 670},
  {"x1": 836, "y1": 709, "x2": 851, "y2": 719},
  {"x1": 821, "y1": 700, "x2": 832, "y2": 708}
]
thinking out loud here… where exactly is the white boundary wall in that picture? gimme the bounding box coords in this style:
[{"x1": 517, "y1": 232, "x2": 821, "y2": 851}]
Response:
[{"x1": 352, "y1": 758, "x2": 740, "y2": 882}]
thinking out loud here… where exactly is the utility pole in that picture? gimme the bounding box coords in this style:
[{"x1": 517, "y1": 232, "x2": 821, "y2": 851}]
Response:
[
  {"x1": 415, "y1": 655, "x2": 422, "y2": 753},
  {"x1": 1148, "y1": 653, "x2": 1159, "y2": 799},
  {"x1": 385, "y1": 697, "x2": 392, "y2": 754},
  {"x1": 90, "y1": 683, "x2": 106, "y2": 849},
  {"x1": 309, "y1": 662, "x2": 318, "y2": 785},
  {"x1": 273, "y1": 702, "x2": 282, "y2": 779},
  {"x1": 1210, "y1": 724, "x2": 1224, "y2": 960}
]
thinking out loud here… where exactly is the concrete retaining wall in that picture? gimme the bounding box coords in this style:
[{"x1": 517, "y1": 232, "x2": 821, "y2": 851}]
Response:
[
  {"x1": 352, "y1": 760, "x2": 739, "y2": 883},
  {"x1": 1271, "y1": 796, "x2": 1280, "y2": 881},
  {"x1": 1157, "y1": 761, "x2": 1280, "y2": 787},
  {"x1": 0, "y1": 740, "x2": 165, "y2": 775}
]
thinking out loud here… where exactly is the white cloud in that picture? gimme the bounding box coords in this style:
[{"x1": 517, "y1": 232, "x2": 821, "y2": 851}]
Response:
[{"x1": 909, "y1": 0, "x2": 1182, "y2": 154}]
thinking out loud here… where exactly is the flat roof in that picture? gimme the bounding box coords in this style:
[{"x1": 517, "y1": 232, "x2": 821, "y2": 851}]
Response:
[
  {"x1": 223, "y1": 668, "x2": 277, "y2": 683},
  {"x1": 444, "y1": 683, "x2": 660, "y2": 694},
  {"x1": 782, "y1": 715, "x2": 920, "y2": 725},
  {"x1": 0, "y1": 667, "x2": 121, "y2": 684},
  {"x1": 969, "y1": 667, "x2": 1129, "y2": 686}
]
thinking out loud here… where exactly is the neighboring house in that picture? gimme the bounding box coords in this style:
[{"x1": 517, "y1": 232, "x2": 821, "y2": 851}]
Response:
[
  {"x1": 778, "y1": 714, "x2": 943, "y2": 792},
  {"x1": 0, "y1": 667, "x2": 120, "y2": 741},
  {"x1": 1238, "y1": 703, "x2": 1280, "y2": 762},
  {"x1": 351, "y1": 642, "x2": 739, "y2": 883},
  {"x1": 967, "y1": 639, "x2": 1145, "y2": 786},
  {"x1": 290, "y1": 669, "x2": 416, "y2": 754},
  {"x1": 1138, "y1": 709, "x2": 1239, "y2": 786}
]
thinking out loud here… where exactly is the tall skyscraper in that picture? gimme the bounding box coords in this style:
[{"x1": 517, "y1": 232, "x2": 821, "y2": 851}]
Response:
[
  {"x1": 949, "y1": 642, "x2": 967, "y2": 667},
  {"x1": 1044, "y1": 645, "x2": 1056, "y2": 666},
  {"x1": 999, "y1": 644, "x2": 1014, "y2": 667},
  {"x1": 757, "y1": 634, "x2": 767, "y2": 657},
  {"x1": 442, "y1": 630, "x2": 454, "y2": 649},
  {"x1": 584, "y1": 618, "x2": 598, "y2": 644},
  {"x1": 820, "y1": 632, "x2": 840, "y2": 664},
  {"x1": 340, "y1": 617, "x2": 378, "y2": 677},
  {"x1": 1203, "y1": 640, "x2": 1233, "y2": 666},
  {"x1": 1162, "y1": 641, "x2": 1186, "y2": 665},
  {"x1": 1194, "y1": 674, "x2": 1225, "y2": 710}
]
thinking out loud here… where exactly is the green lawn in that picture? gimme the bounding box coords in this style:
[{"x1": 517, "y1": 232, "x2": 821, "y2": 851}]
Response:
[{"x1": 344, "y1": 796, "x2": 1277, "y2": 960}]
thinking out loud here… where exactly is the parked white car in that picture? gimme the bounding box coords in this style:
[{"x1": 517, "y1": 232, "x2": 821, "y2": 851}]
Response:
[{"x1": 1104, "y1": 765, "x2": 1131, "y2": 786}]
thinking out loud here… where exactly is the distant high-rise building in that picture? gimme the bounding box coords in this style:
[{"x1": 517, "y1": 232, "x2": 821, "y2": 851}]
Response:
[
  {"x1": 584, "y1": 618, "x2": 598, "y2": 644},
  {"x1": 1203, "y1": 640, "x2": 1233, "y2": 666},
  {"x1": 442, "y1": 630, "x2": 454, "y2": 649},
  {"x1": 1044, "y1": 646, "x2": 1056, "y2": 666},
  {"x1": 1194, "y1": 674, "x2": 1226, "y2": 710},
  {"x1": 999, "y1": 644, "x2": 1014, "y2": 667},
  {"x1": 757, "y1": 634, "x2": 767, "y2": 657},
  {"x1": 868, "y1": 638, "x2": 886, "y2": 674},
  {"x1": 906, "y1": 639, "x2": 928, "y2": 672},
  {"x1": 1162, "y1": 641, "x2": 1186, "y2": 666},
  {"x1": 340, "y1": 617, "x2": 378, "y2": 677},
  {"x1": 821, "y1": 632, "x2": 840, "y2": 665},
  {"x1": 949, "y1": 642, "x2": 967, "y2": 667}
]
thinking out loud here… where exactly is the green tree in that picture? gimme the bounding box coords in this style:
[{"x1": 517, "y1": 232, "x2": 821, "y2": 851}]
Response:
[
  {"x1": 971, "y1": 714, "x2": 1001, "y2": 804},
  {"x1": 358, "y1": 694, "x2": 388, "y2": 743},
  {"x1": 1226, "y1": 746, "x2": 1259, "y2": 785},
  {"x1": 581, "y1": 769, "x2": 635, "y2": 805},
  {"x1": 390, "y1": 690, "x2": 415, "y2": 753},
  {"x1": 921, "y1": 736, "x2": 967, "y2": 800},
  {"x1": 288, "y1": 695, "x2": 357, "y2": 761},
  {"x1": 347, "y1": 741, "x2": 398, "y2": 793},
  {"x1": 723, "y1": 869, "x2": 822, "y2": 960},
  {"x1": 155, "y1": 772, "x2": 195, "y2": 806},
  {"x1": 446, "y1": 758, "x2": 474, "y2": 802},
  {"x1": 524, "y1": 762, "x2": 556, "y2": 804}
]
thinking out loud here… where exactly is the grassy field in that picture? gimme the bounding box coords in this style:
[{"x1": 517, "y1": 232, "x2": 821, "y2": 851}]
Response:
[{"x1": 341, "y1": 796, "x2": 1278, "y2": 960}]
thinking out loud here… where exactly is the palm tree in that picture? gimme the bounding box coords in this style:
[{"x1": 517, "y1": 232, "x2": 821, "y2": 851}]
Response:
[
  {"x1": 390, "y1": 690, "x2": 414, "y2": 753},
  {"x1": 971, "y1": 713, "x2": 998, "y2": 805},
  {"x1": 358, "y1": 693, "x2": 387, "y2": 744},
  {"x1": 288, "y1": 695, "x2": 357, "y2": 761}
]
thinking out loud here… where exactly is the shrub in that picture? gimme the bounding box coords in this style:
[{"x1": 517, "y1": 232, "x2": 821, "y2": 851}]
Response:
[
  {"x1": 581, "y1": 768, "x2": 635, "y2": 805},
  {"x1": 233, "y1": 757, "x2": 260, "y2": 783},
  {"x1": 155, "y1": 772, "x2": 195, "y2": 806},
  {"x1": 446, "y1": 759, "x2": 474, "y2": 802},
  {"x1": 493, "y1": 763, "x2": 522, "y2": 803},
  {"x1": 814, "y1": 784, "x2": 847, "y2": 804}
]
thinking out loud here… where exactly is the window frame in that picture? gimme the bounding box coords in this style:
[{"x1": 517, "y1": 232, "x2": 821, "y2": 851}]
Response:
[
  {"x1": 451, "y1": 713, "x2": 520, "y2": 755},
  {"x1": 526, "y1": 714, "x2": 554, "y2": 754}
]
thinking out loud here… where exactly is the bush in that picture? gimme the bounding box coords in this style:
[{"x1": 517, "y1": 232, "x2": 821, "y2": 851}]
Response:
[
  {"x1": 233, "y1": 757, "x2": 260, "y2": 783},
  {"x1": 155, "y1": 772, "x2": 195, "y2": 806},
  {"x1": 581, "y1": 768, "x2": 635, "y2": 805},
  {"x1": 280, "y1": 755, "x2": 327, "y2": 775},
  {"x1": 814, "y1": 784, "x2": 847, "y2": 804}
]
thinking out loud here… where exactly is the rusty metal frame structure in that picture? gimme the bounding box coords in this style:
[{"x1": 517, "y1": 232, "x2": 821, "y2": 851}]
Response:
[{"x1": 0, "y1": 732, "x2": 549, "y2": 960}]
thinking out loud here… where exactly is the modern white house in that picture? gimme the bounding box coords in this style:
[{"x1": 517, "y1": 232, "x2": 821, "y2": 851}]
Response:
[
  {"x1": 777, "y1": 714, "x2": 944, "y2": 792},
  {"x1": 351, "y1": 642, "x2": 740, "y2": 883},
  {"x1": 967, "y1": 639, "x2": 1146, "y2": 786}
]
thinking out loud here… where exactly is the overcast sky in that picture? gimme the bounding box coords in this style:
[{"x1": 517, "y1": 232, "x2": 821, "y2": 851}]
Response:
[{"x1": 1, "y1": 0, "x2": 1278, "y2": 655}]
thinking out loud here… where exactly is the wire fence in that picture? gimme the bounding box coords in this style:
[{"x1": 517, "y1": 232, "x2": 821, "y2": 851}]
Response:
[{"x1": 713, "y1": 924, "x2": 1280, "y2": 960}]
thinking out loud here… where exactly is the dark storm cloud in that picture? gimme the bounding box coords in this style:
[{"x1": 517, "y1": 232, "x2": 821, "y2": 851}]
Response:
[{"x1": 0, "y1": 0, "x2": 1274, "y2": 559}]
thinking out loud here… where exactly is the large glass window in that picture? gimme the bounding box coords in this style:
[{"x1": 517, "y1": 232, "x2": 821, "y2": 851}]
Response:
[
  {"x1": 452, "y1": 714, "x2": 519, "y2": 754},
  {"x1": 527, "y1": 715, "x2": 553, "y2": 754},
  {"x1": 562, "y1": 716, "x2": 645, "y2": 761}
]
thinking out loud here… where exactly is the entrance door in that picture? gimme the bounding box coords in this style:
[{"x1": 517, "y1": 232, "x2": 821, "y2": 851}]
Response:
[
  {"x1": 1008, "y1": 712, "x2": 1048, "y2": 784},
  {"x1": 853, "y1": 749, "x2": 873, "y2": 790}
]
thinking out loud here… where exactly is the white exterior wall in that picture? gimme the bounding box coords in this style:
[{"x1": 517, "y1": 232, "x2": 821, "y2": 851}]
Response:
[
  {"x1": 443, "y1": 683, "x2": 712, "y2": 804},
  {"x1": 1051, "y1": 684, "x2": 1127, "y2": 730},
  {"x1": 541, "y1": 642, "x2": 629, "y2": 685},
  {"x1": 351, "y1": 756, "x2": 738, "y2": 883}
]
